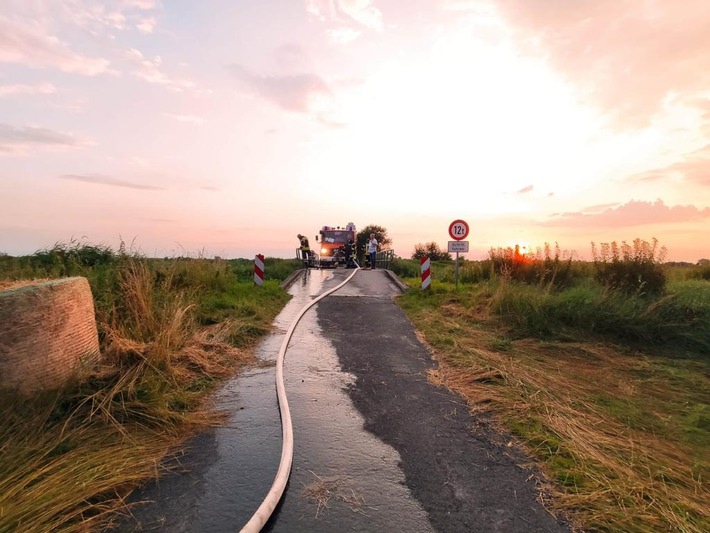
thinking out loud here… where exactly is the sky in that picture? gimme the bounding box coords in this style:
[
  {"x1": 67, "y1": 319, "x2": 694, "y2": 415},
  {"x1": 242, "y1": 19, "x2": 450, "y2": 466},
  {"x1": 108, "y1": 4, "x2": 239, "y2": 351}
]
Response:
[{"x1": 1, "y1": 0, "x2": 709, "y2": 262}]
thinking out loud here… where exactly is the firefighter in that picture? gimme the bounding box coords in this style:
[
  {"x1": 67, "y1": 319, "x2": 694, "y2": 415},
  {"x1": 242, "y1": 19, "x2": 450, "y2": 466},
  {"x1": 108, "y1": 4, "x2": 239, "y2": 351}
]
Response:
[
  {"x1": 297, "y1": 234, "x2": 311, "y2": 267},
  {"x1": 345, "y1": 238, "x2": 356, "y2": 268}
]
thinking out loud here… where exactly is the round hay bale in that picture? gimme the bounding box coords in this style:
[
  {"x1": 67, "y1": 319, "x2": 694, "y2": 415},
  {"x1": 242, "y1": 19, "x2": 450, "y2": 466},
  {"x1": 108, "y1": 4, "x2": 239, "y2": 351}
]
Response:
[{"x1": 0, "y1": 277, "x2": 100, "y2": 394}]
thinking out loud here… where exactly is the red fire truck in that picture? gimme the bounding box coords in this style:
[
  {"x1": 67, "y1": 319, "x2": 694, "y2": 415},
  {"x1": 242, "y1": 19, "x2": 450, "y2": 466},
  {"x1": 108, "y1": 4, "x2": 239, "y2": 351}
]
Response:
[{"x1": 315, "y1": 222, "x2": 356, "y2": 267}]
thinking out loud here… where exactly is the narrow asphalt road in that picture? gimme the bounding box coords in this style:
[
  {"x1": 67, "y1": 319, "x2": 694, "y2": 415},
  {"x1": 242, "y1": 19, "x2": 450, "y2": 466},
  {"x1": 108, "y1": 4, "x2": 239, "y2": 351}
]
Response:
[
  {"x1": 317, "y1": 269, "x2": 571, "y2": 532},
  {"x1": 116, "y1": 268, "x2": 571, "y2": 532}
]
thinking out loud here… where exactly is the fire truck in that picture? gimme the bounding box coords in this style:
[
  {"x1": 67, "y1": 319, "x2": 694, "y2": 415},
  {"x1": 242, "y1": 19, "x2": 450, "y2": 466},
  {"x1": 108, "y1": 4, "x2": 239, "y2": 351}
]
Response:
[{"x1": 315, "y1": 222, "x2": 356, "y2": 268}]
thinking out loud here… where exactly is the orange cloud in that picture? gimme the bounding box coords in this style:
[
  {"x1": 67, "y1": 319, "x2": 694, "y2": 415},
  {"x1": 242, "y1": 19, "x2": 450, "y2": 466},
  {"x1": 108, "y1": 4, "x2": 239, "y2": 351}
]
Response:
[
  {"x1": 580, "y1": 203, "x2": 620, "y2": 213},
  {"x1": 541, "y1": 199, "x2": 710, "y2": 228},
  {"x1": 497, "y1": 1, "x2": 710, "y2": 126},
  {"x1": 630, "y1": 144, "x2": 710, "y2": 187}
]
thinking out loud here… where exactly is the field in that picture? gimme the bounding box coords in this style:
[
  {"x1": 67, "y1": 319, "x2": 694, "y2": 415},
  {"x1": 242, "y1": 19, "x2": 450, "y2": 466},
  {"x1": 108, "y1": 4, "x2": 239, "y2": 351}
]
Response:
[
  {"x1": 392, "y1": 251, "x2": 710, "y2": 533},
  {"x1": 1, "y1": 241, "x2": 709, "y2": 532}
]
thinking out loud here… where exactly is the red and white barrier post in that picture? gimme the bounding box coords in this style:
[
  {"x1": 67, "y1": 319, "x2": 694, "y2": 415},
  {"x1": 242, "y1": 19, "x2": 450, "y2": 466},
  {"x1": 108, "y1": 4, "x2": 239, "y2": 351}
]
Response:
[
  {"x1": 421, "y1": 256, "x2": 431, "y2": 290},
  {"x1": 254, "y1": 254, "x2": 265, "y2": 286}
]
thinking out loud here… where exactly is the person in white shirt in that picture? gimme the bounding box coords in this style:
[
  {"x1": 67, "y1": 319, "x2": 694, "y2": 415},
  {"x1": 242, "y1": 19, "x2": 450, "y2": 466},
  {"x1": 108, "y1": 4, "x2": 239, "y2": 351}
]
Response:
[{"x1": 368, "y1": 233, "x2": 378, "y2": 269}]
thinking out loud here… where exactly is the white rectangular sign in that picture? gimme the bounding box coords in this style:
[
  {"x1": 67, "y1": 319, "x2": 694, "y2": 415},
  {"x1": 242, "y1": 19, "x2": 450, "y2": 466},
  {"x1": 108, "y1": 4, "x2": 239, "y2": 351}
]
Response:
[{"x1": 448, "y1": 240, "x2": 469, "y2": 253}]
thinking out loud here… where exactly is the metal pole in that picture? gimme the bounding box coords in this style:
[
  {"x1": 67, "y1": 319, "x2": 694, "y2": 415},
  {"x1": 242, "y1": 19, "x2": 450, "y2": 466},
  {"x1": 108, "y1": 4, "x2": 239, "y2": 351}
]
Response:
[{"x1": 455, "y1": 252, "x2": 459, "y2": 288}]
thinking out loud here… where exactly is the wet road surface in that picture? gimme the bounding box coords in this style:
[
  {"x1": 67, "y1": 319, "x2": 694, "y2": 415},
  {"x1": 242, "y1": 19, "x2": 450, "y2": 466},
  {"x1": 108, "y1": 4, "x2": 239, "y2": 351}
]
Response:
[{"x1": 116, "y1": 269, "x2": 571, "y2": 532}]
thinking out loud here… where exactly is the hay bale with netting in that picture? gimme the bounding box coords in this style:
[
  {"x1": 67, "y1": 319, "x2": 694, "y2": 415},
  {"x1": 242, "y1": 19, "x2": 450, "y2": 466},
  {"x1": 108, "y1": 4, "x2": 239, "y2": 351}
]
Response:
[{"x1": 0, "y1": 277, "x2": 100, "y2": 394}]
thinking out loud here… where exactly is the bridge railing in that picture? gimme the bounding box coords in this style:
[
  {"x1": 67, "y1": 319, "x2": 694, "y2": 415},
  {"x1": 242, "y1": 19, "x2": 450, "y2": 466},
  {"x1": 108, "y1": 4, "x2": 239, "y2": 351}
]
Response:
[
  {"x1": 296, "y1": 248, "x2": 319, "y2": 268},
  {"x1": 375, "y1": 250, "x2": 394, "y2": 270}
]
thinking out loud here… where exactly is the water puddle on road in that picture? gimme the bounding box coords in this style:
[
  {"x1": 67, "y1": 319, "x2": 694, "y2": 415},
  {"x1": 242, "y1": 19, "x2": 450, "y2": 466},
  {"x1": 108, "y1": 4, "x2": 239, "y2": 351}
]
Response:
[{"x1": 118, "y1": 269, "x2": 432, "y2": 532}]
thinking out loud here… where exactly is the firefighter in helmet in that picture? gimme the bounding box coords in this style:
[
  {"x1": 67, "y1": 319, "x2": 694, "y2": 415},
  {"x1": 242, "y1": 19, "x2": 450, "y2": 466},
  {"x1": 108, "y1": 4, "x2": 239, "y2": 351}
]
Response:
[{"x1": 297, "y1": 234, "x2": 311, "y2": 267}]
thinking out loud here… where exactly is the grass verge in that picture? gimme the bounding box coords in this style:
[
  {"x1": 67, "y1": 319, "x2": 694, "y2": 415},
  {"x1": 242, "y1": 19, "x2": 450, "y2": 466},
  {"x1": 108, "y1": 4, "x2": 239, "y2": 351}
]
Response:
[{"x1": 0, "y1": 248, "x2": 299, "y2": 532}]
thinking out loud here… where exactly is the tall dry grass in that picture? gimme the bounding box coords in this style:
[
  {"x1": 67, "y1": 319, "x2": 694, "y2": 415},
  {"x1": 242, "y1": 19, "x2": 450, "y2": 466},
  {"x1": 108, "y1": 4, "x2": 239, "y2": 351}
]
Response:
[{"x1": 0, "y1": 257, "x2": 264, "y2": 532}]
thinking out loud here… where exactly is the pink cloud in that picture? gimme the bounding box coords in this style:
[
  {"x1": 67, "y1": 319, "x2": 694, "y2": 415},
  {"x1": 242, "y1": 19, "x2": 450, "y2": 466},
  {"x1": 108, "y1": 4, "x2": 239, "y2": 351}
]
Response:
[
  {"x1": 699, "y1": 98, "x2": 710, "y2": 120},
  {"x1": 306, "y1": 0, "x2": 383, "y2": 32},
  {"x1": 317, "y1": 114, "x2": 347, "y2": 128},
  {"x1": 274, "y1": 44, "x2": 306, "y2": 69},
  {"x1": 306, "y1": 0, "x2": 337, "y2": 21},
  {"x1": 54, "y1": 1, "x2": 158, "y2": 33},
  {"x1": 0, "y1": 16, "x2": 110, "y2": 75},
  {"x1": 0, "y1": 123, "x2": 87, "y2": 155},
  {"x1": 125, "y1": 48, "x2": 201, "y2": 93},
  {"x1": 338, "y1": 0, "x2": 384, "y2": 32},
  {"x1": 60, "y1": 174, "x2": 165, "y2": 191},
  {"x1": 136, "y1": 17, "x2": 157, "y2": 34},
  {"x1": 327, "y1": 27, "x2": 362, "y2": 45},
  {"x1": 0, "y1": 82, "x2": 56, "y2": 97},
  {"x1": 124, "y1": 0, "x2": 157, "y2": 11},
  {"x1": 541, "y1": 199, "x2": 710, "y2": 228},
  {"x1": 230, "y1": 65, "x2": 332, "y2": 113},
  {"x1": 163, "y1": 113, "x2": 205, "y2": 125},
  {"x1": 496, "y1": 1, "x2": 710, "y2": 127},
  {"x1": 516, "y1": 185, "x2": 533, "y2": 194}
]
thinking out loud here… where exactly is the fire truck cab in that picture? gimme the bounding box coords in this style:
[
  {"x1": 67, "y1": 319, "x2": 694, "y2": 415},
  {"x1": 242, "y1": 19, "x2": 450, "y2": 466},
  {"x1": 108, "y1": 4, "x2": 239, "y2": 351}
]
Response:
[{"x1": 315, "y1": 222, "x2": 356, "y2": 268}]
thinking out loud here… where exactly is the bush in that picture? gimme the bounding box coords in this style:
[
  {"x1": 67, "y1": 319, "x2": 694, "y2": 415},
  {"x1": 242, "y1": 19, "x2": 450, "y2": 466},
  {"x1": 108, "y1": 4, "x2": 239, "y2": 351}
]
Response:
[
  {"x1": 592, "y1": 238, "x2": 667, "y2": 295},
  {"x1": 32, "y1": 240, "x2": 116, "y2": 273},
  {"x1": 688, "y1": 264, "x2": 710, "y2": 281}
]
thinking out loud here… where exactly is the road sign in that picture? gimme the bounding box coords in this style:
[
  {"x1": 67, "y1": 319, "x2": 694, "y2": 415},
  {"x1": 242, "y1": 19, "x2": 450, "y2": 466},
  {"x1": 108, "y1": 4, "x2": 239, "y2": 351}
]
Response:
[
  {"x1": 448, "y1": 219, "x2": 469, "y2": 241},
  {"x1": 448, "y1": 241, "x2": 469, "y2": 253}
]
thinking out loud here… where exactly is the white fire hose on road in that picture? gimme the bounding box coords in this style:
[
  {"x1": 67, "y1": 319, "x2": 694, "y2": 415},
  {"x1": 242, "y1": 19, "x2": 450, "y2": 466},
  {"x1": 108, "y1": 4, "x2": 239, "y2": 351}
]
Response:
[{"x1": 239, "y1": 266, "x2": 360, "y2": 532}]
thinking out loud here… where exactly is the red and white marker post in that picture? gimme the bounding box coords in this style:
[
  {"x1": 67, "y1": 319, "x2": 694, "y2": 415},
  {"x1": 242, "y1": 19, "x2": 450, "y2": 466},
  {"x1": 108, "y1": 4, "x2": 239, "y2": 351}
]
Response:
[
  {"x1": 254, "y1": 254, "x2": 265, "y2": 286},
  {"x1": 421, "y1": 255, "x2": 431, "y2": 290}
]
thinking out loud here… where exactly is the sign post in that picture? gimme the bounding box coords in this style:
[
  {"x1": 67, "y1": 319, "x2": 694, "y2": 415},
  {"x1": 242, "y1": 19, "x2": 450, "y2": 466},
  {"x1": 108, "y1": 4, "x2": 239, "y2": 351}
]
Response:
[{"x1": 448, "y1": 220, "x2": 469, "y2": 289}]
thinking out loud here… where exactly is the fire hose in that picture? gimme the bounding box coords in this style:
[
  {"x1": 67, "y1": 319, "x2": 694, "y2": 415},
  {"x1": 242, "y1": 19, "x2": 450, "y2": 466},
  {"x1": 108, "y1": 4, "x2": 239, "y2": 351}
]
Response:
[{"x1": 239, "y1": 266, "x2": 360, "y2": 532}]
